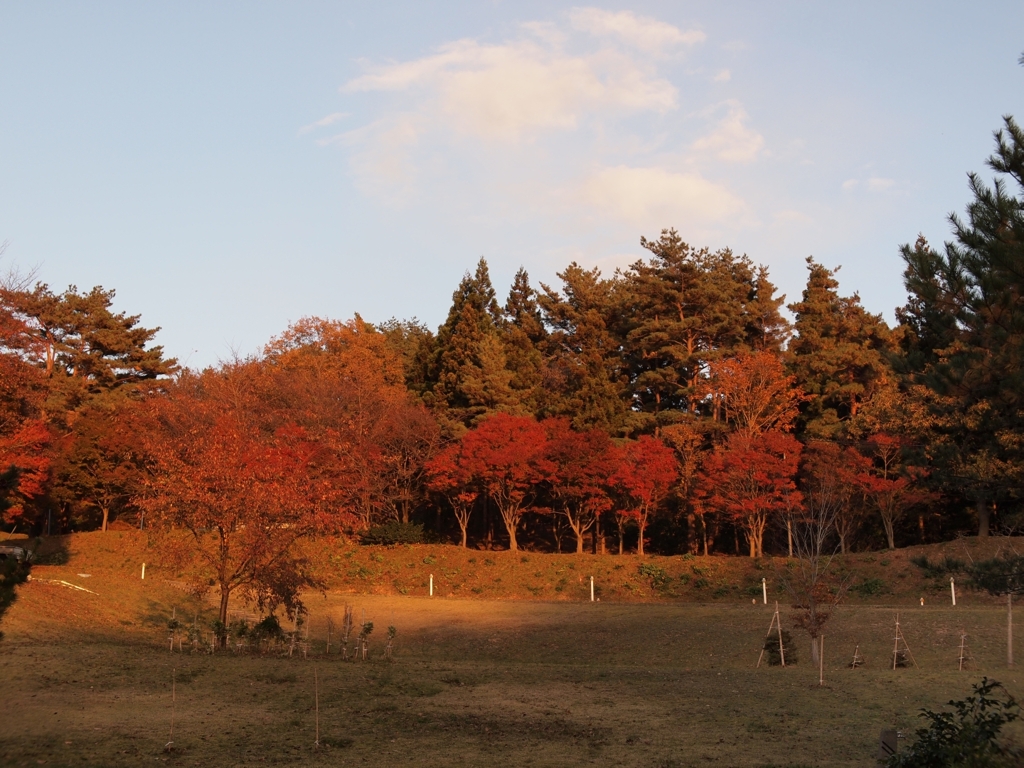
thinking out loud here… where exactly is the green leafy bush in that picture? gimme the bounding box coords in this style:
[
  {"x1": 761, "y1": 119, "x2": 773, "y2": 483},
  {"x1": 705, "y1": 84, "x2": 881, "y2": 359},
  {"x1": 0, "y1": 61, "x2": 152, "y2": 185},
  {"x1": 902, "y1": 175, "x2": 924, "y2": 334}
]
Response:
[
  {"x1": 889, "y1": 678, "x2": 1021, "y2": 767},
  {"x1": 638, "y1": 562, "x2": 671, "y2": 589}
]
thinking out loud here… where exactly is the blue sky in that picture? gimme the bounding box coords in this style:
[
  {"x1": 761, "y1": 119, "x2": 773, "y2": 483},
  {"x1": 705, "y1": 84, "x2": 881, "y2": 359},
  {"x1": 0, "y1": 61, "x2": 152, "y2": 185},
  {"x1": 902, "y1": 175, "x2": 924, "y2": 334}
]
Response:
[{"x1": 1, "y1": 2, "x2": 1022, "y2": 369}]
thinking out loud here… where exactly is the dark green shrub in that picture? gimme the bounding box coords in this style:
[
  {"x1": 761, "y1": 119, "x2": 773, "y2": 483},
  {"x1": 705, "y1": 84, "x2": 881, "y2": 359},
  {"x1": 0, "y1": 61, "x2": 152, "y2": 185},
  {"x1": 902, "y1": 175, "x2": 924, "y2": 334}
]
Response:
[
  {"x1": 850, "y1": 577, "x2": 888, "y2": 596},
  {"x1": 252, "y1": 614, "x2": 284, "y2": 642},
  {"x1": 638, "y1": 562, "x2": 671, "y2": 589},
  {"x1": 761, "y1": 629, "x2": 797, "y2": 665},
  {"x1": 889, "y1": 678, "x2": 1020, "y2": 767},
  {"x1": 360, "y1": 522, "x2": 425, "y2": 546}
]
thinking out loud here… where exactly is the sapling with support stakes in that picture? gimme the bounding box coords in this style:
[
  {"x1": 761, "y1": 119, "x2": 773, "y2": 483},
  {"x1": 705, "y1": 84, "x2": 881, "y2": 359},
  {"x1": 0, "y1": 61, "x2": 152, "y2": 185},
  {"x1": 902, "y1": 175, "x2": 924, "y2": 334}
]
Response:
[
  {"x1": 168, "y1": 608, "x2": 183, "y2": 652},
  {"x1": 384, "y1": 625, "x2": 396, "y2": 661},
  {"x1": 958, "y1": 630, "x2": 973, "y2": 671},
  {"x1": 892, "y1": 613, "x2": 917, "y2": 669},
  {"x1": 757, "y1": 602, "x2": 792, "y2": 668},
  {"x1": 326, "y1": 615, "x2": 335, "y2": 655},
  {"x1": 358, "y1": 621, "x2": 373, "y2": 661},
  {"x1": 849, "y1": 644, "x2": 864, "y2": 669}
]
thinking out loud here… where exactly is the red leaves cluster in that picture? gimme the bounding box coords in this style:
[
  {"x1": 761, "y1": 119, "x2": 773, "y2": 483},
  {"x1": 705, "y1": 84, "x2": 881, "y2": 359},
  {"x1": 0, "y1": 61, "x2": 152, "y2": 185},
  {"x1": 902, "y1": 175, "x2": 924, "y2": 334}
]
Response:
[
  {"x1": 427, "y1": 413, "x2": 678, "y2": 554},
  {"x1": 0, "y1": 420, "x2": 50, "y2": 527},
  {"x1": 697, "y1": 431, "x2": 802, "y2": 557}
]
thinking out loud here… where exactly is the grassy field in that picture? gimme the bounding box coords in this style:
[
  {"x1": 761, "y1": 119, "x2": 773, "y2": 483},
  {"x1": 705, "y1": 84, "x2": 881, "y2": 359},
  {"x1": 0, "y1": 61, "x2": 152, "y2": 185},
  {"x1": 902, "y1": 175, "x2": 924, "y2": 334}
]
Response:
[{"x1": 1, "y1": 533, "x2": 1023, "y2": 767}]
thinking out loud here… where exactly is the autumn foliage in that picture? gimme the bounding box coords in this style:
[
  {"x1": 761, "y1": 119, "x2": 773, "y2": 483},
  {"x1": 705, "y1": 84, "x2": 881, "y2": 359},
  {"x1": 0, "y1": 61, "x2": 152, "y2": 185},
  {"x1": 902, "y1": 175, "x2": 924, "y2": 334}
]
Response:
[{"x1": 3, "y1": 218, "x2": 989, "y2": 578}]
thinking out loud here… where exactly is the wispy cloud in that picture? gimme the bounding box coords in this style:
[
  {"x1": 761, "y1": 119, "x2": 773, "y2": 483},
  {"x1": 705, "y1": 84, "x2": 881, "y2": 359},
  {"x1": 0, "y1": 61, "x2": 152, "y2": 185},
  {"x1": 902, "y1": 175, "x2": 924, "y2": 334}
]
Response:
[
  {"x1": 568, "y1": 8, "x2": 705, "y2": 52},
  {"x1": 581, "y1": 165, "x2": 745, "y2": 229},
  {"x1": 297, "y1": 111, "x2": 349, "y2": 135},
  {"x1": 692, "y1": 100, "x2": 763, "y2": 163},
  {"x1": 326, "y1": 7, "x2": 763, "y2": 249},
  {"x1": 344, "y1": 38, "x2": 676, "y2": 142}
]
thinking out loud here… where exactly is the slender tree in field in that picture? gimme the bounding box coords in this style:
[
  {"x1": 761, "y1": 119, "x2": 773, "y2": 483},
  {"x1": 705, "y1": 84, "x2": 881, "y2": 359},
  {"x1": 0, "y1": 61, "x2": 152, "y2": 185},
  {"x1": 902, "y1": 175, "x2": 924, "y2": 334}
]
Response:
[
  {"x1": 455, "y1": 413, "x2": 553, "y2": 552},
  {"x1": 545, "y1": 419, "x2": 617, "y2": 554},
  {"x1": 612, "y1": 436, "x2": 678, "y2": 556},
  {"x1": 698, "y1": 430, "x2": 802, "y2": 558},
  {"x1": 136, "y1": 364, "x2": 352, "y2": 641}
]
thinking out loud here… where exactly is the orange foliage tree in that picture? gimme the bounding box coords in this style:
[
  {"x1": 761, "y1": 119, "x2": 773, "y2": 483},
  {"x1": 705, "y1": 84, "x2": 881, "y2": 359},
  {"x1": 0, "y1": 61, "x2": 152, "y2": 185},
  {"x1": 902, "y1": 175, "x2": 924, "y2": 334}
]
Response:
[
  {"x1": 264, "y1": 316, "x2": 440, "y2": 530},
  {"x1": 136, "y1": 363, "x2": 354, "y2": 637}
]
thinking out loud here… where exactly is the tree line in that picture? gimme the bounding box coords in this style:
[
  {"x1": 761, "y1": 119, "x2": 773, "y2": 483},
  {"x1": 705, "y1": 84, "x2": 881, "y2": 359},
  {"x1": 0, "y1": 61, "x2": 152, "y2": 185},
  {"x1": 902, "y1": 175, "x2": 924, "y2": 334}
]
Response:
[{"x1": 2, "y1": 116, "x2": 1024, "y2": 565}]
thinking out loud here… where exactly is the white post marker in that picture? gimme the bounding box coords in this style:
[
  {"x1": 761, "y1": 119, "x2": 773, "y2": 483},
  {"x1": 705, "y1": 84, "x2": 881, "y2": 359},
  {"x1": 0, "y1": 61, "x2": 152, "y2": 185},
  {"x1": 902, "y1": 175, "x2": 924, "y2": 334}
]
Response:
[
  {"x1": 951, "y1": 577, "x2": 956, "y2": 606},
  {"x1": 762, "y1": 577, "x2": 767, "y2": 605},
  {"x1": 141, "y1": 563, "x2": 146, "y2": 580},
  {"x1": 590, "y1": 576, "x2": 594, "y2": 602},
  {"x1": 429, "y1": 574, "x2": 433, "y2": 597}
]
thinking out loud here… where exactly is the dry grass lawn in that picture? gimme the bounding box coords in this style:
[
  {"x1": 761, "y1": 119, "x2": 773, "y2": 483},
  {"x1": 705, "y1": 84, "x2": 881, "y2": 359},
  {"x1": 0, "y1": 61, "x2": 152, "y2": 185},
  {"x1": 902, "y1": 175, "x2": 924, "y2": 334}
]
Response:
[{"x1": 1, "y1": 532, "x2": 1023, "y2": 766}]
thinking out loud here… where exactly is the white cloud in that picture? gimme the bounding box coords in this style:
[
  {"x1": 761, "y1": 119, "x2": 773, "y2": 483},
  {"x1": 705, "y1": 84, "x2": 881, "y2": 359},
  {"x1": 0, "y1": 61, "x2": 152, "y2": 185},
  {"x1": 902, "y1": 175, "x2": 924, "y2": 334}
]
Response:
[
  {"x1": 773, "y1": 209, "x2": 813, "y2": 225},
  {"x1": 842, "y1": 176, "x2": 897, "y2": 192},
  {"x1": 340, "y1": 115, "x2": 422, "y2": 203},
  {"x1": 343, "y1": 39, "x2": 676, "y2": 142},
  {"x1": 581, "y1": 165, "x2": 745, "y2": 229},
  {"x1": 569, "y1": 8, "x2": 706, "y2": 52},
  {"x1": 692, "y1": 100, "x2": 764, "y2": 163},
  {"x1": 297, "y1": 111, "x2": 349, "y2": 135},
  {"x1": 867, "y1": 176, "x2": 896, "y2": 191},
  {"x1": 713, "y1": 69, "x2": 731, "y2": 82}
]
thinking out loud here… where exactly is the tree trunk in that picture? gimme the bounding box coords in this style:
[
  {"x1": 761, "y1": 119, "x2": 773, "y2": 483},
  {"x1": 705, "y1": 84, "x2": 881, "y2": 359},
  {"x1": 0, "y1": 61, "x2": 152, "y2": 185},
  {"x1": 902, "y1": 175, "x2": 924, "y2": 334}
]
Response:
[
  {"x1": 617, "y1": 519, "x2": 624, "y2": 555},
  {"x1": 575, "y1": 527, "x2": 585, "y2": 554},
  {"x1": 459, "y1": 523, "x2": 468, "y2": 549},
  {"x1": 883, "y1": 517, "x2": 896, "y2": 550},
  {"x1": 505, "y1": 520, "x2": 518, "y2": 552},
  {"x1": 637, "y1": 519, "x2": 645, "y2": 556},
  {"x1": 786, "y1": 518, "x2": 793, "y2": 557},
  {"x1": 810, "y1": 636, "x2": 821, "y2": 666},
  {"x1": 977, "y1": 495, "x2": 990, "y2": 538},
  {"x1": 101, "y1": 507, "x2": 109, "y2": 532},
  {"x1": 219, "y1": 585, "x2": 231, "y2": 648}
]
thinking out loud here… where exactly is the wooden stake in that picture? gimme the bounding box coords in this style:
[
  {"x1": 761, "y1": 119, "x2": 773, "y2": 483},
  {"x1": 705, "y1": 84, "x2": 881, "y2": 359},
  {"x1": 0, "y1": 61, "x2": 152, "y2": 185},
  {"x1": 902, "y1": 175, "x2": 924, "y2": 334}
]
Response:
[
  {"x1": 1008, "y1": 593, "x2": 1014, "y2": 668},
  {"x1": 165, "y1": 667, "x2": 176, "y2": 752},
  {"x1": 819, "y1": 635, "x2": 824, "y2": 686},
  {"x1": 314, "y1": 665, "x2": 320, "y2": 749}
]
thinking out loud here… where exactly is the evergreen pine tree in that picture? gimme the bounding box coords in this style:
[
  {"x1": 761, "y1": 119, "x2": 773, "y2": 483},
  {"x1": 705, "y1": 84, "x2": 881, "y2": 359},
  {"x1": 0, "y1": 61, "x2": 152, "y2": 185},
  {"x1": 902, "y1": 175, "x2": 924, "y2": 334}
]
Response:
[{"x1": 787, "y1": 258, "x2": 892, "y2": 439}]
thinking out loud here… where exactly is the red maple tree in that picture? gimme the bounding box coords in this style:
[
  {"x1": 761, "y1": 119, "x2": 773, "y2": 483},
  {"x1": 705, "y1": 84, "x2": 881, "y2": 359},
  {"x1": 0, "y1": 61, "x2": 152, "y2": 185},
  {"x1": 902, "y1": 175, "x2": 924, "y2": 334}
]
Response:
[
  {"x1": 545, "y1": 419, "x2": 617, "y2": 554},
  {"x1": 454, "y1": 413, "x2": 553, "y2": 552},
  {"x1": 698, "y1": 430, "x2": 802, "y2": 557},
  {"x1": 612, "y1": 436, "x2": 678, "y2": 556}
]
